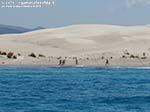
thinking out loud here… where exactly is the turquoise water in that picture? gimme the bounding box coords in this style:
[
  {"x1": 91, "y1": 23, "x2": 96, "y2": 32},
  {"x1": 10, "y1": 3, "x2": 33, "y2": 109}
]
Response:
[{"x1": 0, "y1": 66, "x2": 150, "y2": 112}]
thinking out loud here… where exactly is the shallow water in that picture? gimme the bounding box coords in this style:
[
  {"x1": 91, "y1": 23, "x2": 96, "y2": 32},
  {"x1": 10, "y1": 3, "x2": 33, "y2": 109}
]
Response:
[{"x1": 0, "y1": 66, "x2": 150, "y2": 112}]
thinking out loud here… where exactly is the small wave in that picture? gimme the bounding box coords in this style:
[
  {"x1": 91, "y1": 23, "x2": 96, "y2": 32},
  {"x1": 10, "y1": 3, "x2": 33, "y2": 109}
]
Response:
[{"x1": 102, "y1": 66, "x2": 150, "y2": 70}]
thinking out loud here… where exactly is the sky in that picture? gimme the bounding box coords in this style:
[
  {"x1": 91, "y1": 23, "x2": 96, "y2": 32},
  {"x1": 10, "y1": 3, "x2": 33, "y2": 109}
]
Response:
[{"x1": 0, "y1": 0, "x2": 150, "y2": 28}]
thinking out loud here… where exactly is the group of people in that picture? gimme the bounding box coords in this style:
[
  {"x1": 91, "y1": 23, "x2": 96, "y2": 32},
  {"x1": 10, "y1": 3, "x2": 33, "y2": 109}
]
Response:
[
  {"x1": 59, "y1": 59, "x2": 66, "y2": 65},
  {"x1": 58, "y1": 57, "x2": 109, "y2": 66},
  {"x1": 58, "y1": 57, "x2": 78, "y2": 66}
]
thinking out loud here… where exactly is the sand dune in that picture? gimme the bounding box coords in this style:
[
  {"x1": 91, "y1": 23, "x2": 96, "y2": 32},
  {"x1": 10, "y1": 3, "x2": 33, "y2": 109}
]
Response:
[
  {"x1": 0, "y1": 24, "x2": 150, "y2": 65},
  {"x1": 0, "y1": 24, "x2": 150, "y2": 57}
]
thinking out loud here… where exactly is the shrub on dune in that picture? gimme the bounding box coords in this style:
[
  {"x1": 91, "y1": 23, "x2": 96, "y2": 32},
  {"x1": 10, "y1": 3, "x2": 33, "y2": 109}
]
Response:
[
  {"x1": 29, "y1": 53, "x2": 36, "y2": 58},
  {"x1": 38, "y1": 54, "x2": 46, "y2": 57},
  {"x1": 101, "y1": 56, "x2": 105, "y2": 59},
  {"x1": 141, "y1": 57, "x2": 146, "y2": 59},
  {"x1": 122, "y1": 55, "x2": 126, "y2": 58},
  {"x1": 1, "y1": 52, "x2": 7, "y2": 55},
  {"x1": 13, "y1": 55, "x2": 17, "y2": 59},
  {"x1": 130, "y1": 55, "x2": 135, "y2": 58},
  {"x1": 135, "y1": 56, "x2": 139, "y2": 58},
  {"x1": 7, "y1": 52, "x2": 14, "y2": 59},
  {"x1": 18, "y1": 53, "x2": 21, "y2": 56}
]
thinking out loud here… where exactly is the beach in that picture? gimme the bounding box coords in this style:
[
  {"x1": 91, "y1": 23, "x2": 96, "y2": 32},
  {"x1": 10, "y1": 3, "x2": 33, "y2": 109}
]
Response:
[
  {"x1": 0, "y1": 56, "x2": 150, "y2": 67},
  {"x1": 0, "y1": 24, "x2": 150, "y2": 67}
]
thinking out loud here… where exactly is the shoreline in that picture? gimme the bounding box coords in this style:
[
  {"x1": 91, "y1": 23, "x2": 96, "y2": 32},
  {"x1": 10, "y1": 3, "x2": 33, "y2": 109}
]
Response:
[
  {"x1": 1, "y1": 64, "x2": 150, "y2": 70},
  {"x1": 1, "y1": 60, "x2": 150, "y2": 68}
]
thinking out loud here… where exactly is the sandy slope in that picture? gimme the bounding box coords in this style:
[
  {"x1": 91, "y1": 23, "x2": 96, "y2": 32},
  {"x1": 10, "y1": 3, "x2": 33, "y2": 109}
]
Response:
[{"x1": 0, "y1": 24, "x2": 150, "y2": 64}]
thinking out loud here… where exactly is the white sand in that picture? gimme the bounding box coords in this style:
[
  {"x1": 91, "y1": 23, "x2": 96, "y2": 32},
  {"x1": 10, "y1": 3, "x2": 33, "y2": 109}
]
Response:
[{"x1": 0, "y1": 24, "x2": 150, "y2": 66}]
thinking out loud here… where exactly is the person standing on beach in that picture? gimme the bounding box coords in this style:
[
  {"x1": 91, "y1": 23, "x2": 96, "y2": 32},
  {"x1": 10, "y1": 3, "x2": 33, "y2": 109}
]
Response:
[
  {"x1": 58, "y1": 57, "x2": 62, "y2": 65},
  {"x1": 59, "y1": 59, "x2": 62, "y2": 65},
  {"x1": 62, "y1": 59, "x2": 66, "y2": 65},
  {"x1": 105, "y1": 59, "x2": 109, "y2": 65},
  {"x1": 75, "y1": 58, "x2": 78, "y2": 65}
]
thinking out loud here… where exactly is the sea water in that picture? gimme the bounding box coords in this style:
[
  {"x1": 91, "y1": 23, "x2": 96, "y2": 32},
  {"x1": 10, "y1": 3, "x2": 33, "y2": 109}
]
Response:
[{"x1": 0, "y1": 66, "x2": 150, "y2": 112}]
